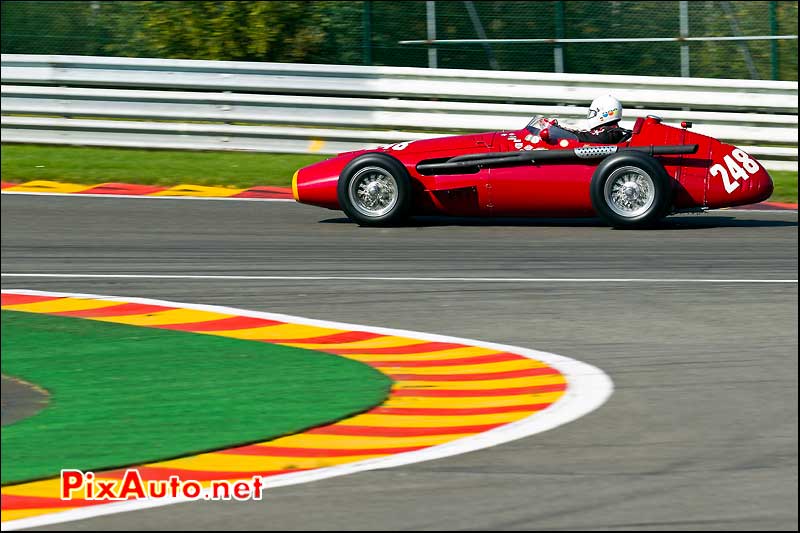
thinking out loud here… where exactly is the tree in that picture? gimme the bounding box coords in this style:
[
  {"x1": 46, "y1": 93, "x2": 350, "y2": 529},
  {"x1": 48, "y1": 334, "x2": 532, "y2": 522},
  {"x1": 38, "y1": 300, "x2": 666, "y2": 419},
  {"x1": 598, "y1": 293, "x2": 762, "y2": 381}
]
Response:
[{"x1": 97, "y1": 1, "x2": 365, "y2": 64}]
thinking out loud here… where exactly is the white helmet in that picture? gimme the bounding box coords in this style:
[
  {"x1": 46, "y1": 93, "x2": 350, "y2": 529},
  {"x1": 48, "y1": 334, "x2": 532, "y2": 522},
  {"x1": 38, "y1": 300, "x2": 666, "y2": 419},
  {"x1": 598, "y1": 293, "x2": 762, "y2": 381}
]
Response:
[{"x1": 586, "y1": 95, "x2": 622, "y2": 130}]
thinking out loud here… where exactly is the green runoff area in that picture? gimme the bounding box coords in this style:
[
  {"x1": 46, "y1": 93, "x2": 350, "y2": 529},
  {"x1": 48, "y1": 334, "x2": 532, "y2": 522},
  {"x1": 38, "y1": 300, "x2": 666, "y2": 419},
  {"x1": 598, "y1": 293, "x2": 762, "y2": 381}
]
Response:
[
  {"x1": 0, "y1": 144, "x2": 327, "y2": 189},
  {"x1": 1, "y1": 144, "x2": 797, "y2": 203},
  {"x1": 1, "y1": 310, "x2": 392, "y2": 485}
]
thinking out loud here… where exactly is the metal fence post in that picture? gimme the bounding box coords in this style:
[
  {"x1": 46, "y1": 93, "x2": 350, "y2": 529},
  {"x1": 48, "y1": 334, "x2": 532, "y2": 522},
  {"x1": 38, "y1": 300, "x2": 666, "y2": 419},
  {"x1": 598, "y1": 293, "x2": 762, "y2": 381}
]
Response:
[
  {"x1": 680, "y1": 0, "x2": 690, "y2": 77},
  {"x1": 464, "y1": 1, "x2": 500, "y2": 70},
  {"x1": 426, "y1": 1, "x2": 437, "y2": 69},
  {"x1": 554, "y1": 1, "x2": 565, "y2": 73},
  {"x1": 770, "y1": 1, "x2": 779, "y2": 80},
  {"x1": 363, "y1": 1, "x2": 372, "y2": 66}
]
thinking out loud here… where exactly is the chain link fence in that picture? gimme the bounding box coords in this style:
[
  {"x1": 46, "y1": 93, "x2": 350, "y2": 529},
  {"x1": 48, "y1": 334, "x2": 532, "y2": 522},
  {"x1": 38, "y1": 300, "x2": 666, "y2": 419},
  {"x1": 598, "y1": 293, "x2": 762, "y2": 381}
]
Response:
[{"x1": 1, "y1": 1, "x2": 797, "y2": 80}]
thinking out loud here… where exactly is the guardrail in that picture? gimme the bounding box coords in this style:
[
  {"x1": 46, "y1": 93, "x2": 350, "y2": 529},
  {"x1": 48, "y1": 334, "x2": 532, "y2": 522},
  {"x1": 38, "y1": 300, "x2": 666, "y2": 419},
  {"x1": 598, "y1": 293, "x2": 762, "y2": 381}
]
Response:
[{"x1": 1, "y1": 54, "x2": 797, "y2": 171}]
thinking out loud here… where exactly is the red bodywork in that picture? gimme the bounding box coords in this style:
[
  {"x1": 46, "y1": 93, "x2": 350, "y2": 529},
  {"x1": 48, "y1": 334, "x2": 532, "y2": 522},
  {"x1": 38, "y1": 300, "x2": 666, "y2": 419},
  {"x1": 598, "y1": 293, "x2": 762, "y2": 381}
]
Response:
[{"x1": 293, "y1": 117, "x2": 773, "y2": 217}]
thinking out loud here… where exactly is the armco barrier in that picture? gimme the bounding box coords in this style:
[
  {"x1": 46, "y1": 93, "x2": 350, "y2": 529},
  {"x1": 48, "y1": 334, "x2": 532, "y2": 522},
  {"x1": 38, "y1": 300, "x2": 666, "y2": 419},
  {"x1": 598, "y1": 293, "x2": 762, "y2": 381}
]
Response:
[{"x1": 1, "y1": 55, "x2": 797, "y2": 170}]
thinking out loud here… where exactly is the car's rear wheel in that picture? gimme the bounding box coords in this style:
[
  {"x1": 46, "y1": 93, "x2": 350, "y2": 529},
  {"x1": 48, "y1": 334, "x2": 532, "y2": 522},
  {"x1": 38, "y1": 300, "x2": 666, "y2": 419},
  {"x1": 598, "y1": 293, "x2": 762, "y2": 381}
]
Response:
[
  {"x1": 590, "y1": 152, "x2": 672, "y2": 228},
  {"x1": 338, "y1": 154, "x2": 411, "y2": 226}
]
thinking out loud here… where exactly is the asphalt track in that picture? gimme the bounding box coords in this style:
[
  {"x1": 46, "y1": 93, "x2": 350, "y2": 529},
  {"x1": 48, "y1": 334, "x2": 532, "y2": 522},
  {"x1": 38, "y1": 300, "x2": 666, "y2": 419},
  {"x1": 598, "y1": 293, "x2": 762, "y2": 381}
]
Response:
[
  {"x1": 1, "y1": 194, "x2": 797, "y2": 530},
  {"x1": 0, "y1": 375, "x2": 48, "y2": 427}
]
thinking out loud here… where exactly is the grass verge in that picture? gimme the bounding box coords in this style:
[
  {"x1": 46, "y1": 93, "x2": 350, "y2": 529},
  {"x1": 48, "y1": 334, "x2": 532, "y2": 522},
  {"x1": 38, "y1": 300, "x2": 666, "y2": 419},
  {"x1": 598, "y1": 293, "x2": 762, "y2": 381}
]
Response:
[
  {"x1": 0, "y1": 144, "x2": 327, "y2": 188},
  {"x1": 770, "y1": 171, "x2": 798, "y2": 204},
  {"x1": 1, "y1": 310, "x2": 391, "y2": 485}
]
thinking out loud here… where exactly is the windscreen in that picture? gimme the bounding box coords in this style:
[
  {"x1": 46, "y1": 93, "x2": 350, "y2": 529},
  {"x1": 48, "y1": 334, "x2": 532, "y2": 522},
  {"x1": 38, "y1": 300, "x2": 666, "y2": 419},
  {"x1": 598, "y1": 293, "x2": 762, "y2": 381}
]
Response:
[{"x1": 526, "y1": 116, "x2": 580, "y2": 142}]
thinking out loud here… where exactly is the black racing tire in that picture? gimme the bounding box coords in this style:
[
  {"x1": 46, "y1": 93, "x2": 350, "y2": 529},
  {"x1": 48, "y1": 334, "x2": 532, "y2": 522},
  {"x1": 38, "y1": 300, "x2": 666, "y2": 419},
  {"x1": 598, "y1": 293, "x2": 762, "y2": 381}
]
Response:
[
  {"x1": 590, "y1": 151, "x2": 672, "y2": 228},
  {"x1": 337, "y1": 153, "x2": 412, "y2": 226}
]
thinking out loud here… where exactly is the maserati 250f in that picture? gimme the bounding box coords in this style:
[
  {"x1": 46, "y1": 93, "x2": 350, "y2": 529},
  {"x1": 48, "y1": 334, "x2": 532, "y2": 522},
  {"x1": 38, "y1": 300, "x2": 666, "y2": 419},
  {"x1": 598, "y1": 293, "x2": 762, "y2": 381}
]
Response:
[{"x1": 292, "y1": 115, "x2": 773, "y2": 228}]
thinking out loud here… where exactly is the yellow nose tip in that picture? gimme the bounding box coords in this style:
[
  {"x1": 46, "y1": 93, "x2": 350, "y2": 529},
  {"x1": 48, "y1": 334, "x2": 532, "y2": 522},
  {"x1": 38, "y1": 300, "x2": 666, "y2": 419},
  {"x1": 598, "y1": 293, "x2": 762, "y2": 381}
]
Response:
[{"x1": 292, "y1": 170, "x2": 300, "y2": 201}]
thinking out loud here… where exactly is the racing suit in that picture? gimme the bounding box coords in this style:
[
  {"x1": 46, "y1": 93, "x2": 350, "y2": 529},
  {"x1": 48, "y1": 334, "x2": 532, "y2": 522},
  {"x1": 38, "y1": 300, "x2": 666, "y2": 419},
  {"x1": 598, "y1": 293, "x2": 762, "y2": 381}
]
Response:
[{"x1": 562, "y1": 122, "x2": 631, "y2": 144}]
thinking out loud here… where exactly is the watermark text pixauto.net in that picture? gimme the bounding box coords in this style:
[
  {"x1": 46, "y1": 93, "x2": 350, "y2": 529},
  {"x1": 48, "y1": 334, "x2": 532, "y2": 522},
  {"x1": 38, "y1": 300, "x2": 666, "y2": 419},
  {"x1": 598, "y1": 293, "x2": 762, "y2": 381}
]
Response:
[{"x1": 60, "y1": 469, "x2": 264, "y2": 501}]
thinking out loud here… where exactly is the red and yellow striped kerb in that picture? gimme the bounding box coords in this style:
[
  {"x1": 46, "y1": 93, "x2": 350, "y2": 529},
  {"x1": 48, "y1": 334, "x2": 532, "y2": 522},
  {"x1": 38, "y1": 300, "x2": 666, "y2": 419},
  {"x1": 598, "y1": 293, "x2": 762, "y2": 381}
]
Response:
[
  {"x1": 1, "y1": 291, "x2": 567, "y2": 524},
  {"x1": 2, "y1": 180, "x2": 797, "y2": 209}
]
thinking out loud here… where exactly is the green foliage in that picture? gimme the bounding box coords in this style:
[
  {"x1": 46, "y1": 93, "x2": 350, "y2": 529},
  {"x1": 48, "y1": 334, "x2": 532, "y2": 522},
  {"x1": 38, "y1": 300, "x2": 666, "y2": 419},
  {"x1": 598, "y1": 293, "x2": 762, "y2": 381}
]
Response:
[
  {"x1": 1, "y1": 1, "x2": 107, "y2": 55},
  {"x1": 97, "y1": 0, "x2": 364, "y2": 63},
  {"x1": 690, "y1": 1, "x2": 798, "y2": 80},
  {"x1": 0, "y1": 1, "x2": 797, "y2": 78}
]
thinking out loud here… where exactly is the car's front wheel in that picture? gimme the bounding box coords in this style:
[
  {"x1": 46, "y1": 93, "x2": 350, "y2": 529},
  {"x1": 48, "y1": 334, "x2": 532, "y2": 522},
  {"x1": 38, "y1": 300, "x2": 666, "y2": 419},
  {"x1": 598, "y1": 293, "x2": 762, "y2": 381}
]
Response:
[
  {"x1": 590, "y1": 152, "x2": 672, "y2": 228},
  {"x1": 338, "y1": 154, "x2": 411, "y2": 226}
]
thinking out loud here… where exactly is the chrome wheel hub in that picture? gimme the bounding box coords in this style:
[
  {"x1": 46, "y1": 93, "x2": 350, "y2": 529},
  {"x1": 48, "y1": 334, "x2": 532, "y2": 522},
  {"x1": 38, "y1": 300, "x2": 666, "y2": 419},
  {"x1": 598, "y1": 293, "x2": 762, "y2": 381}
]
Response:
[
  {"x1": 604, "y1": 166, "x2": 656, "y2": 218},
  {"x1": 348, "y1": 166, "x2": 398, "y2": 217}
]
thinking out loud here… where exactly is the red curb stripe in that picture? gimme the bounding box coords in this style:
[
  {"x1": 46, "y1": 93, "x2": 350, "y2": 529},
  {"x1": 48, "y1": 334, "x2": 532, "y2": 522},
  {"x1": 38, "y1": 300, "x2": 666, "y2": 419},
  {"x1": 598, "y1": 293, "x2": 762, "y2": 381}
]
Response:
[
  {"x1": 367, "y1": 352, "x2": 522, "y2": 368},
  {"x1": 1, "y1": 294, "x2": 62, "y2": 306},
  {"x1": 53, "y1": 303, "x2": 176, "y2": 318},
  {"x1": 153, "y1": 316, "x2": 283, "y2": 331},
  {"x1": 763, "y1": 201, "x2": 798, "y2": 209},
  {"x1": 247, "y1": 186, "x2": 293, "y2": 193},
  {"x1": 392, "y1": 383, "x2": 567, "y2": 397},
  {"x1": 388, "y1": 367, "x2": 560, "y2": 382},
  {"x1": 1, "y1": 181, "x2": 18, "y2": 189},
  {"x1": 77, "y1": 183, "x2": 169, "y2": 195},
  {"x1": 736, "y1": 201, "x2": 799, "y2": 210},
  {"x1": 0, "y1": 495, "x2": 110, "y2": 510},
  {"x1": 217, "y1": 445, "x2": 426, "y2": 457},
  {"x1": 269, "y1": 330, "x2": 384, "y2": 344},
  {"x1": 329, "y1": 341, "x2": 466, "y2": 355},
  {"x1": 368, "y1": 403, "x2": 552, "y2": 416},
  {"x1": 307, "y1": 423, "x2": 503, "y2": 437},
  {"x1": 100, "y1": 467, "x2": 301, "y2": 482}
]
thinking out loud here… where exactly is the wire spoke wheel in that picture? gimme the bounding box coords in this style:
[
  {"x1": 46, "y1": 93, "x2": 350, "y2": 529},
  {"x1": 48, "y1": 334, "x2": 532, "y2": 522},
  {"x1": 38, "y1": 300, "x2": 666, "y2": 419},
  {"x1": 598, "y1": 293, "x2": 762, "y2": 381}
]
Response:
[
  {"x1": 591, "y1": 152, "x2": 671, "y2": 228},
  {"x1": 338, "y1": 154, "x2": 412, "y2": 226},
  {"x1": 347, "y1": 166, "x2": 399, "y2": 218},
  {"x1": 603, "y1": 166, "x2": 656, "y2": 218}
]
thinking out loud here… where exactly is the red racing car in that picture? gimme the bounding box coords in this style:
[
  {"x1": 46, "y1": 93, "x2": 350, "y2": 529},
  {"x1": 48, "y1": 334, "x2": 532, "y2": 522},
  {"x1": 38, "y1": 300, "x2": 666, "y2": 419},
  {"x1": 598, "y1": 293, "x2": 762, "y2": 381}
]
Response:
[{"x1": 292, "y1": 115, "x2": 773, "y2": 228}]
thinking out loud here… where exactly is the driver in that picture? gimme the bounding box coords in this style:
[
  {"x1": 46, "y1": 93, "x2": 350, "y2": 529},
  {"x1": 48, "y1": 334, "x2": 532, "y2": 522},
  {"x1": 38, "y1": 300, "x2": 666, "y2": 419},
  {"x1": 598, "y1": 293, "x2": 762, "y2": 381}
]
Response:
[{"x1": 547, "y1": 95, "x2": 631, "y2": 144}]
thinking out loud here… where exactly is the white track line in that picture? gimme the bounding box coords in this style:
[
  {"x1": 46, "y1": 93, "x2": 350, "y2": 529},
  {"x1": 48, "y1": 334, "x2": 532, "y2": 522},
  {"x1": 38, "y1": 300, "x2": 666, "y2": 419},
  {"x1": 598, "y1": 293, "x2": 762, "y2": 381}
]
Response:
[
  {"x1": 1, "y1": 273, "x2": 796, "y2": 284},
  {"x1": 1, "y1": 190, "x2": 796, "y2": 212},
  {"x1": 0, "y1": 288, "x2": 613, "y2": 530}
]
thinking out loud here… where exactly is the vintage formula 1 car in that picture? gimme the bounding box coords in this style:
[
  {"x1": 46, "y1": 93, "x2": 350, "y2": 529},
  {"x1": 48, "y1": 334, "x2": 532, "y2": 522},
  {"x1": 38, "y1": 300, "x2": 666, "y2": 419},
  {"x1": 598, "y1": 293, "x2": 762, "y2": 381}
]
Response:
[{"x1": 292, "y1": 115, "x2": 773, "y2": 227}]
